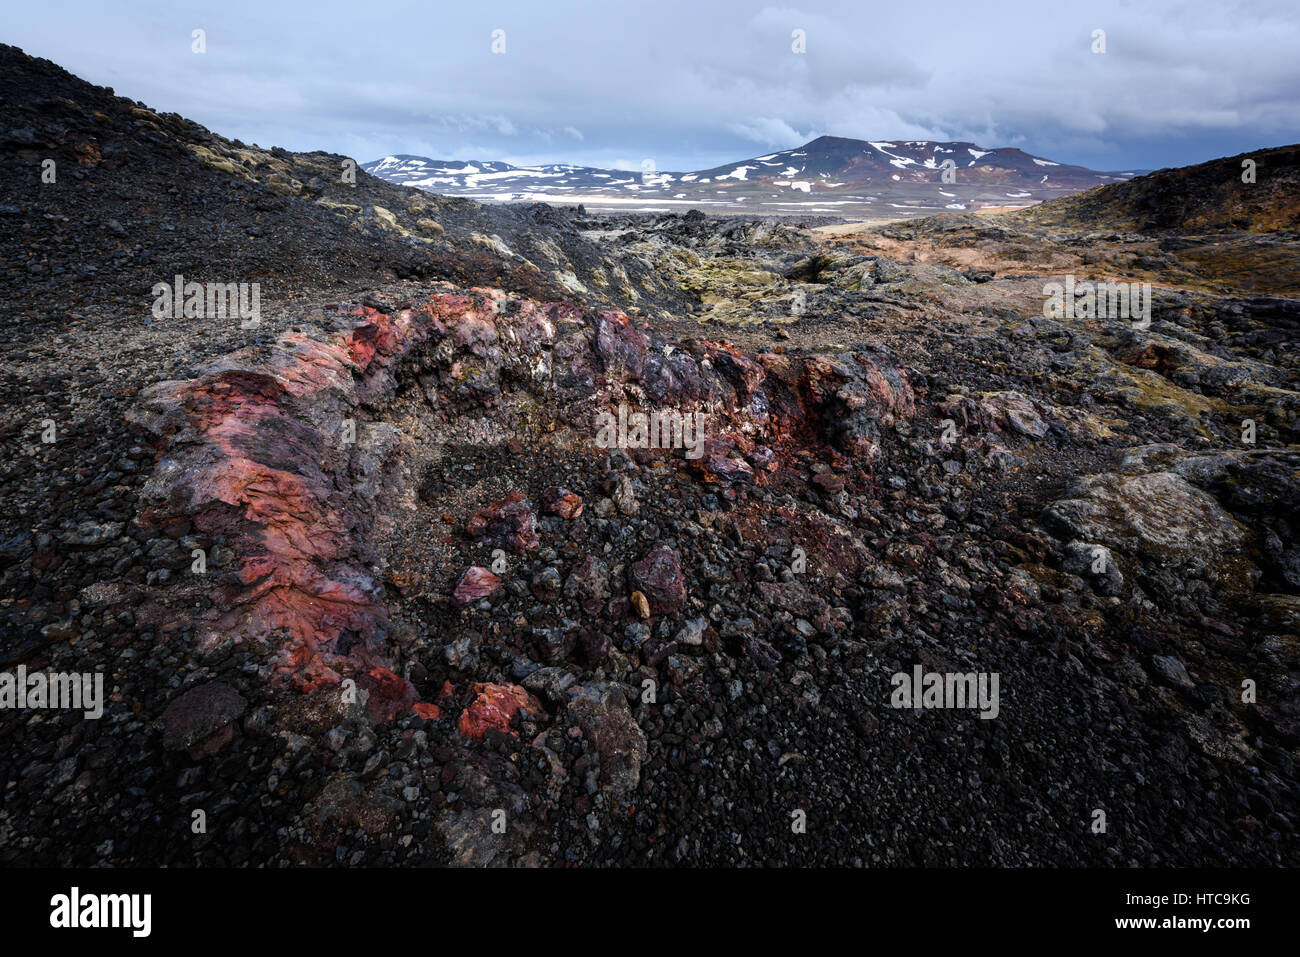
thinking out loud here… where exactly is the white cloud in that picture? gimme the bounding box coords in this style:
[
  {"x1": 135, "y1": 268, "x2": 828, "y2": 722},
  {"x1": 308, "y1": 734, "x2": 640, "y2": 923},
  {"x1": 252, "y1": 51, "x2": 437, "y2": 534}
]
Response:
[{"x1": 726, "y1": 118, "x2": 817, "y2": 146}]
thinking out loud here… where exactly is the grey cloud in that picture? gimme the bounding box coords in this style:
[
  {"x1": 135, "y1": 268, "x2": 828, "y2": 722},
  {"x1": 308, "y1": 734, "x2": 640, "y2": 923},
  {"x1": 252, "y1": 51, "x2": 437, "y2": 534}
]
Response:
[{"x1": 5, "y1": 0, "x2": 1296, "y2": 173}]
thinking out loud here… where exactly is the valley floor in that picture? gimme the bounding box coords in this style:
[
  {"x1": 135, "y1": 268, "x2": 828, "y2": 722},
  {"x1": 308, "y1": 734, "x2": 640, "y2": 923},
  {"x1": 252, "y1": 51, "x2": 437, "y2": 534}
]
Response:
[{"x1": 3, "y1": 204, "x2": 1297, "y2": 867}]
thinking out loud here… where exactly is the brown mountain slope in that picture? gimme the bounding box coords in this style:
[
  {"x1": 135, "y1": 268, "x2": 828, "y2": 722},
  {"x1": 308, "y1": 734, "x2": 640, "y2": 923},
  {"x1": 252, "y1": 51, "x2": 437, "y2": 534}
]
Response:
[
  {"x1": 819, "y1": 144, "x2": 1300, "y2": 297},
  {"x1": 1015, "y1": 144, "x2": 1300, "y2": 234}
]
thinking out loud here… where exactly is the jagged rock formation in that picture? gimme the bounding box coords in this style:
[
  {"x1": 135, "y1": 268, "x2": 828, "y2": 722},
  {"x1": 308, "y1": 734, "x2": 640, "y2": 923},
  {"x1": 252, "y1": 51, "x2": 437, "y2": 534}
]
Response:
[{"x1": 124, "y1": 285, "x2": 913, "y2": 699}]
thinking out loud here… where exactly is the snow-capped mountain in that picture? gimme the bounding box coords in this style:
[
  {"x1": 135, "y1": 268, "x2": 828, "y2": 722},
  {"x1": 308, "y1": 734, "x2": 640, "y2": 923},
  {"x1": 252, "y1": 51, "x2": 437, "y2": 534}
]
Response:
[{"x1": 363, "y1": 135, "x2": 1141, "y2": 217}]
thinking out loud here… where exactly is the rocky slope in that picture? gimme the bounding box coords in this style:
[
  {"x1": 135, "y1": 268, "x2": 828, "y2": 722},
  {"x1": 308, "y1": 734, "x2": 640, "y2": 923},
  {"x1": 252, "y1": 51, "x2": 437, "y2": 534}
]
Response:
[
  {"x1": 1, "y1": 44, "x2": 1297, "y2": 868},
  {"x1": 1016, "y1": 144, "x2": 1300, "y2": 234}
]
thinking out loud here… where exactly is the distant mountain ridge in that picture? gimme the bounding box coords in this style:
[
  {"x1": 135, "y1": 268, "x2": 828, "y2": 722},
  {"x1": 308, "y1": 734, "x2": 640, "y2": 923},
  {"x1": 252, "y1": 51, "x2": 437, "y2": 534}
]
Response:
[{"x1": 364, "y1": 135, "x2": 1143, "y2": 217}]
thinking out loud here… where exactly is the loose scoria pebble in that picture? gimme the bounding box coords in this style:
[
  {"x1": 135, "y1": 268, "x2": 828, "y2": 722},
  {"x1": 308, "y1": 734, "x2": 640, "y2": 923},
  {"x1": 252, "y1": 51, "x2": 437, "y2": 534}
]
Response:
[
  {"x1": 465, "y1": 491, "x2": 539, "y2": 554},
  {"x1": 541, "y1": 486, "x2": 584, "y2": 518},
  {"x1": 452, "y1": 566, "x2": 503, "y2": 605},
  {"x1": 629, "y1": 545, "x2": 686, "y2": 616},
  {"x1": 457, "y1": 683, "x2": 542, "y2": 741},
  {"x1": 160, "y1": 681, "x2": 246, "y2": 758}
]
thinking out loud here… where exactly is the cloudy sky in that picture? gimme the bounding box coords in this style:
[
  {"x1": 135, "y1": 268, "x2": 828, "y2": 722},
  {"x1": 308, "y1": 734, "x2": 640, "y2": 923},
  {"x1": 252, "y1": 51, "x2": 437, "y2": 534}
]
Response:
[{"x1": 7, "y1": 0, "x2": 1298, "y2": 173}]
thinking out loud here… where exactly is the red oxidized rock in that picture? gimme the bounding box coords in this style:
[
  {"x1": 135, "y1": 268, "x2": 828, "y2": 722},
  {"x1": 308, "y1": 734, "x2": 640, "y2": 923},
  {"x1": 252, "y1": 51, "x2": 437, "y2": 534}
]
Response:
[
  {"x1": 458, "y1": 683, "x2": 542, "y2": 741},
  {"x1": 706, "y1": 345, "x2": 766, "y2": 398},
  {"x1": 125, "y1": 284, "x2": 917, "y2": 712},
  {"x1": 465, "y1": 490, "x2": 539, "y2": 554},
  {"x1": 359, "y1": 666, "x2": 419, "y2": 724},
  {"x1": 452, "y1": 566, "x2": 503, "y2": 605},
  {"x1": 811, "y1": 472, "x2": 846, "y2": 493},
  {"x1": 541, "y1": 486, "x2": 584, "y2": 519},
  {"x1": 127, "y1": 304, "x2": 412, "y2": 691},
  {"x1": 629, "y1": 545, "x2": 687, "y2": 616},
  {"x1": 412, "y1": 702, "x2": 442, "y2": 720}
]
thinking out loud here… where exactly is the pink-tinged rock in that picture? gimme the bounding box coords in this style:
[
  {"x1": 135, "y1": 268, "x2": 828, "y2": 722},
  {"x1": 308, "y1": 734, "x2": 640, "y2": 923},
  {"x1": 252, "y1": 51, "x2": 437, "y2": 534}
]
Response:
[
  {"x1": 706, "y1": 455, "x2": 755, "y2": 484},
  {"x1": 938, "y1": 395, "x2": 998, "y2": 434},
  {"x1": 452, "y1": 566, "x2": 502, "y2": 605},
  {"x1": 458, "y1": 683, "x2": 542, "y2": 741},
  {"x1": 465, "y1": 491, "x2": 539, "y2": 554},
  {"x1": 706, "y1": 346, "x2": 766, "y2": 398},
  {"x1": 359, "y1": 666, "x2": 419, "y2": 724},
  {"x1": 756, "y1": 581, "x2": 834, "y2": 631},
  {"x1": 541, "y1": 486, "x2": 584, "y2": 519},
  {"x1": 126, "y1": 304, "x2": 414, "y2": 692},
  {"x1": 412, "y1": 702, "x2": 442, "y2": 720},
  {"x1": 564, "y1": 556, "x2": 609, "y2": 616},
  {"x1": 746, "y1": 446, "x2": 777, "y2": 471},
  {"x1": 595, "y1": 311, "x2": 647, "y2": 380},
  {"x1": 629, "y1": 545, "x2": 687, "y2": 616}
]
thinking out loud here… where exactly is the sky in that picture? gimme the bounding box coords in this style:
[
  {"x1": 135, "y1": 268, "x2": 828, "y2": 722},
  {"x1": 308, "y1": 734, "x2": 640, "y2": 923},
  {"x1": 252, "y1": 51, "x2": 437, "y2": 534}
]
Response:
[{"x1": 6, "y1": 0, "x2": 1298, "y2": 173}]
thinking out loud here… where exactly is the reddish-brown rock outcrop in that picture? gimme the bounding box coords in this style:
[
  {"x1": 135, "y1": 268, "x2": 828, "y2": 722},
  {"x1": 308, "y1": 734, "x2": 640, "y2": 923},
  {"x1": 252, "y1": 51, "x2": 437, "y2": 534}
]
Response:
[
  {"x1": 127, "y1": 285, "x2": 914, "y2": 705},
  {"x1": 457, "y1": 683, "x2": 543, "y2": 741}
]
